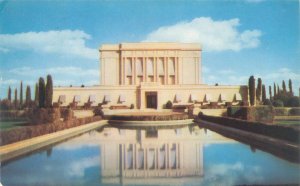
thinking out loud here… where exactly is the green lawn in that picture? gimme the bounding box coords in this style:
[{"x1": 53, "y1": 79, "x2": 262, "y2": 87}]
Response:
[
  {"x1": 274, "y1": 120, "x2": 300, "y2": 125},
  {"x1": 0, "y1": 120, "x2": 29, "y2": 130}
]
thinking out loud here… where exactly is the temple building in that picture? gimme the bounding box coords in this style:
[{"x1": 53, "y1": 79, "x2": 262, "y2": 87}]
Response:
[{"x1": 53, "y1": 42, "x2": 248, "y2": 109}]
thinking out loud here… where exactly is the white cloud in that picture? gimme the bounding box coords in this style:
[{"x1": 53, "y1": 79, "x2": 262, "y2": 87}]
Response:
[
  {"x1": 144, "y1": 17, "x2": 261, "y2": 52},
  {"x1": 9, "y1": 66, "x2": 99, "y2": 79},
  {"x1": 0, "y1": 30, "x2": 97, "y2": 59},
  {"x1": 69, "y1": 156, "x2": 99, "y2": 177},
  {"x1": 0, "y1": 78, "x2": 18, "y2": 85}
]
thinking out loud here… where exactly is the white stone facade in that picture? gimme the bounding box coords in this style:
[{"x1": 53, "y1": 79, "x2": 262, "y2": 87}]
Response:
[{"x1": 53, "y1": 42, "x2": 248, "y2": 109}]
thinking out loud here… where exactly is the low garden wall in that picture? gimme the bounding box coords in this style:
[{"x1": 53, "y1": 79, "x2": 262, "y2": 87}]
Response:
[{"x1": 198, "y1": 114, "x2": 300, "y2": 144}]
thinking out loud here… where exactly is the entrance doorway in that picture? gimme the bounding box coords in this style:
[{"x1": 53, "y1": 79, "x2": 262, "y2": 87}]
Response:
[{"x1": 146, "y1": 92, "x2": 157, "y2": 109}]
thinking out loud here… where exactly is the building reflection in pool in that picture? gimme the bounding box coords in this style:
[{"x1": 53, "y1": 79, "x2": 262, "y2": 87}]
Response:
[{"x1": 97, "y1": 125, "x2": 232, "y2": 185}]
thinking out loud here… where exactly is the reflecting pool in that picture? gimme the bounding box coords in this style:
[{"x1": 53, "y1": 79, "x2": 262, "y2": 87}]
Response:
[{"x1": 1, "y1": 124, "x2": 300, "y2": 186}]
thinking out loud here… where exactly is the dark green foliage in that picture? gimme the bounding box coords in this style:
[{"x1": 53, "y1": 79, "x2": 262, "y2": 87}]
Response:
[
  {"x1": 38, "y1": 77, "x2": 46, "y2": 108},
  {"x1": 0, "y1": 113, "x2": 102, "y2": 145},
  {"x1": 34, "y1": 83, "x2": 39, "y2": 105},
  {"x1": 198, "y1": 114, "x2": 300, "y2": 144},
  {"x1": 282, "y1": 80, "x2": 287, "y2": 94},
  {"x1": 93, "y1": 107, "x2": 104, "y2": 116},
  {"x1": 274, "y1": 108, "x2": 300, "y2": 116},
  {"x1": 269, "y1": 86, "x2": 272, "y2": 100},
  {"x1": 273, "y1": 83, "x2": 277, "y2": 97},
  {"x1": 8, "y1": 86, "x2": 11, "y2": 101},
  {"x1": 0, "y1": 99, "x2": 13, "y2": 110},
  {"x1": 25, "y1": 85, "x2": 31, "y2": 106},
  {"x1": 273, "y1": 99, "x2": 284, "y2": 107},
  {"x1": 227, "y1": 106, "x2": 274, "y2": 123},
  {"x1": 130, "y1": 104, "x2": 134, "y2": 109},
  {"x1": 289, "y1": 108, "x2": 300, "y2": 116},
  {"x1": 277, "y1": 84, "x2": 280, "y2": 95},
  {"x1": 289, "y1": 79, "x2": 293, "y2": 96},
  {"x1": 14, "y1": 88, "x2": 18, "y2": 109},
  {"x1": 20, "y1": 81, "x2": 23, "y2": 108},
  {"x1": 165, "y1": 100, "x2": 173, "y2": 109},
  {"x1": 248, "y1": 76, "x2": 255, "y2": 106},
  {"x1": 274, "y1": 108, "x2": 289, "y2": 116},
  {"x1": 262, "y1": 84, "x2": 266, "y2": 102},
  {"x1": 263, "y1": 99, "x2": 272, "y2": 106},
  {"x1": 286, "y1": 96, "x2": 300, "y2": 107},
  {"x1": 45, "y1": 75, "x2": 53, "y2": 108},
  {"x1": 256, "y1": 78, "x2": 262, "y2": 101}
]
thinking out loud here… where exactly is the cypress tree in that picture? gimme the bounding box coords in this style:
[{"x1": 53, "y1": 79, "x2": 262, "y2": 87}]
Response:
[
  {"x1": 282, "y1": 80, "x2": 287, "y2": 94},
  {"x1": 45, "y1": 74, "x2": 53, "y2": 108},
  {"x1": 8, "y1": 86, "x2": 11, "y2": 101},
  {"x1": 277, "y1": 84, "x2": 280, "y2": 95},
  {"x1": 262, "y1": 84, "x2": 266, "y2": 102},
  {"x1": 256, "y1": 78, "x2": 262, "y2": 101},
  {"x1": 288, "y1": 79, "x2": 293, "y2": 96},
  {"x1": 14, "y1": 88, "x2": 18, "y2": 109},
  {"x1": 25, "y1": 85, "x2": 31, "y2": 106},
  {"x1": 34, "y1": 83, "x2": 39, "y2": 105},
  {"x1": 248, "y1": 76, "x2": 255, "y2": 106},
  {"x1": 20, "y1": 81, "x2": 23, "y2": 108},
  {"x1": 273, "y1": 83, "x2": 277, "y2": 97},
  {"x1": 269, "y1": 86, "x2": 272, "y2": 100},
  {"x1": 38, "y1": 77, "x2": 46, "y2": 108}
]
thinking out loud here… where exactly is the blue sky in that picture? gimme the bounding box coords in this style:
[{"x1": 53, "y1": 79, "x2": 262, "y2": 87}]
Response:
[{"x1": 0, "y1": 0, "x2": 299, "y2": 98}]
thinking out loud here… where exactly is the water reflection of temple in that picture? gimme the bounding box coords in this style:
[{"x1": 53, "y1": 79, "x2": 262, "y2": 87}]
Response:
[{"x1": 98, "y1": 125, "x2": 232, "y2": 185}]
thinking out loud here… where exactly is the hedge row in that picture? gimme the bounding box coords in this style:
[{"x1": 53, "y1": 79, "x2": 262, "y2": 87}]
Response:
[
  {"x1": 227, "y1": 106, "x2": 274, "y2": 123},
  {"x1": 0, "y1": 110, "x2": 27, "y2": 121},
  {"x1": 106, "y1": 114, "x2": 189, "y2": 121},
  {"x1": 0, "y1": 116, "x2": 102, "y2": 146},
  {"x1": 274, "y1": 107, "x2": 300, "y2": 116},
  {"x1": 198, "y1": 114, "x2": 300, "y2": 144}
]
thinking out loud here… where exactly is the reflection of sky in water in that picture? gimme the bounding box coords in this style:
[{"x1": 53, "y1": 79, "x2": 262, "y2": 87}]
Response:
[{"x1": 1, "y1": 128, "x2": 300, "y2": 186}]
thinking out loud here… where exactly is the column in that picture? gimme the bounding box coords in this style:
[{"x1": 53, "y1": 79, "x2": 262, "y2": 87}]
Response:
[
  {"x1": 133, "y1": 57, "x2": 136, "y2": 85},
  {"x1": 176, "y1": 143, "x2": 179, "y2": 169},
  {"x1": 164, "y1": 57, "x2": 167, "y2": 85},
  {"x1": 120, "y1": 57, "x2": 124, "y2": 85},
  {"x1": 143, "y1": 57, "x2": 146, "y2": 82},
  {"x1": 101, "y1": 57, "x2": 104, "y2": 85},
  {"x1": 154, "y1": 57, "x2": 158, "y2": 82},
  {"x1": 175, "y1": 57, "x2": 178, "y2": 84}
]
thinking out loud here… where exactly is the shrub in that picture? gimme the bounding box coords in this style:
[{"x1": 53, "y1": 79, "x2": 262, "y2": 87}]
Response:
[
  {"x1": 263, "y1": 99, "x2": 272, "y2": 106},
  {"x1": 273, "y1": 99, "x2": 284, "y2": 107},
  {"x1": 274, "y1": 108, "x2": 289, "y2": 116},
  {"x1": 38, "y1": 77, "x2": 46, "y2": 108},
  {"x1": 198, "y1": 114, "x2": 300, "y2": 144},
  {"x1": 289, "y1": 108, "x2": 300, "y2": 116},
  {"x1": 45, "y1": 75, "x2": 53, "y2": 108},
  {"x1": 227, "y1": 106, "x2": 274, "y2": 123},
  {"x1": 165, "y1": 100, "x2": 173, "y2": 109},
  {"x1": 130, "y1": 104, "x2": 134, "y2": 109},
  {"x1": 248, "y1": 76, "x2": 255, "y2": 106},
  {"x1": 0, "y1": 99, "x2": 13, "y2": 110},
  {"x1": 93, "y1": 107, "x2": 104, "y2": 116},
  {"x1": 286, "y1": 96, "x2": 300, "y2": 107}
]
